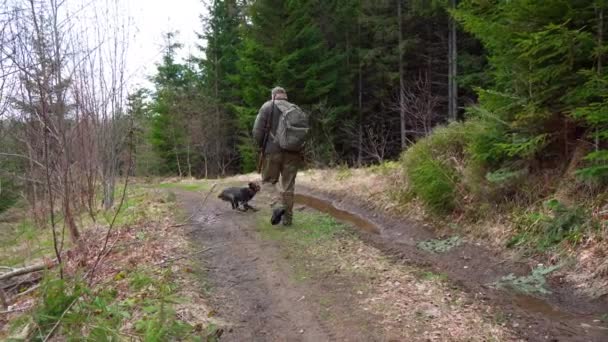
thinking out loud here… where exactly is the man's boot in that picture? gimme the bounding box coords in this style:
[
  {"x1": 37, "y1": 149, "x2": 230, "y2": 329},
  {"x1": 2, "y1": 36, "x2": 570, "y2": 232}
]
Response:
[
  {"x1": 282, "y1": 213, "x2": 292, "y2": 226},
  {"x1": 271, "y1": 207, "x2": 285, "y2": 225},
  {"x1": 282, "y1": 192, "x2": 294, "y2": 226}
]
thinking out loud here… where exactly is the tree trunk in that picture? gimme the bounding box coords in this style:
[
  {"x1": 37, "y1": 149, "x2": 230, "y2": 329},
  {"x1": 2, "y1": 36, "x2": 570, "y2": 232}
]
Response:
[
  {"x1": 357, "y1": 14, "x2": 363, "y2": 167},
  {"x1": 596, "y1": 4, "x2": 604, "y2": 151},
  {"x1": 448, "y1": 0, "x2": 458, "y2": 121},
  {"x1": 103, "y1": 176, "x2": 115, "y2": 211},
  {"x1": 186, "y1": 144, "x2": 192, "y2": 178},
  {"x1": 398, "y1": 0, "x2": 406, "y2": 149}
]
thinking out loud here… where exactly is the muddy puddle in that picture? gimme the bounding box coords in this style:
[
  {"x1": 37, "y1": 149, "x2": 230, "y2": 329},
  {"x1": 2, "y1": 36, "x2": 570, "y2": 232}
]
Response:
[
  {"x1": 512, "y1": 294, "x2": 575, "y2": 320},
  {"x1": 294, "y1": 193, "x2": 380, "y2": 234}
]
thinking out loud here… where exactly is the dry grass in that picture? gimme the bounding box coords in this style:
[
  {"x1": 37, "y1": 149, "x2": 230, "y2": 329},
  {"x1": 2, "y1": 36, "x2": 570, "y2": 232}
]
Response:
[
  {"x1": 299, "y1": 166, "x2": 425, "y2": 217},
  {"x1": 258, "y1": 207, "x2": 519, "y2": 341},
  {"x1": 0, "y1": 184, "x2": 215, "y2": 339},
  {"x1": 297, "y1": 167, "x2": 608, "y2": 300}
]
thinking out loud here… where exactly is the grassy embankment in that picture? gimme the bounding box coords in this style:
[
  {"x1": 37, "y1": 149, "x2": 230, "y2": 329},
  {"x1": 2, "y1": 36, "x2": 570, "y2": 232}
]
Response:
[
  {"x1": 255, "y1": 207, "x2": 517, "y2": 340},
  {"x1": 0, "y1": 181, "x2": 216, "y2": 341},
  {"x1": 298, "y1": 122, "x2": 608, "y2": 299}
]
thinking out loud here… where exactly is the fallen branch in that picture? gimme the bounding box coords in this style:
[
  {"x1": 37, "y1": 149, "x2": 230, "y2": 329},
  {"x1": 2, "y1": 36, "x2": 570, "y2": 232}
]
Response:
[
  {"x1": 0, "y1": 261, "x2": 56, "y2": 281},
  {"x1": 2, "y1": 274, "x2": 43, "y2": 290},
  {"x1": 13, "y1": 284, "x2": 41, "y2": 300},
  {"x1": 0, "y1": 306, "x2": 32, "y2": 315},
  {"x1": 0, "y1": 287, "x2": 6, "y2": 309},
  {"x1": 155, "y1": 247, "x2": 212, "y2": 266}
]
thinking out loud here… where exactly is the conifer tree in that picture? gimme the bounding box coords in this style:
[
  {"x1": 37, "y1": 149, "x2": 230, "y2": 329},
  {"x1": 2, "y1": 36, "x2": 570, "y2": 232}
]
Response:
[
  {"x1": 233, "y1": 0, "x2": 351, "y2": 169},
  {"x1": 456, "y1": 0, "x2": 604, "y2": 178},
  {"x1": 149, "y1": 34, "x2": 191, "y2": 175}
]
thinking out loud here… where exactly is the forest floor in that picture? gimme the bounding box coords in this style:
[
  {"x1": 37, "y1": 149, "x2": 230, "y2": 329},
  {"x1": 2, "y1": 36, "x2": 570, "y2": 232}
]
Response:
[{"x1": 175, "y1": 174, "x2": 608, "y2": 342}]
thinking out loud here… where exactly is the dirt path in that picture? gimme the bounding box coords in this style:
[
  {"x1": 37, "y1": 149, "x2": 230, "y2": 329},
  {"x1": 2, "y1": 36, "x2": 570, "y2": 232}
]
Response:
[
  {"x1": 176, "y1": 184, "x2": 608, "y2": 341},
  {"x1": 180, "y1": 191, "x2": 325, "y2": 341},
  {"x1": 180, "y1": 189, "x2": 390, "y2": 341}
]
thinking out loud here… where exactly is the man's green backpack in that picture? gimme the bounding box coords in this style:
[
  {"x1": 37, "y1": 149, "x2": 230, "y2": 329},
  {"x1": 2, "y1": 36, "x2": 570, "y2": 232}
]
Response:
[{"x1": 274, "y1": 102, "x2": 310, "y2": 152}]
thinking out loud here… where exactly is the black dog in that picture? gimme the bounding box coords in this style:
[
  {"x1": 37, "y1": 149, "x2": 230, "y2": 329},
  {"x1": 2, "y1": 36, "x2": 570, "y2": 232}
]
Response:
[{"x1": 218, "y1": 182, "x2": 260, "y2": 212}]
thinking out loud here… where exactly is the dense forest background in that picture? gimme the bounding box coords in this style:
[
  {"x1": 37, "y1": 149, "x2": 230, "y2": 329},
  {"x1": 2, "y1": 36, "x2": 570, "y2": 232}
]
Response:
[
  {"x1": 130, "y1": 0, "x2": 480, "y2": 177},
  {"x1": 131, "y1": 0, "x2": 607, "y2": 187},
  {"x1": 1, "y1": 0, "x2": 607, "y2": 219}
]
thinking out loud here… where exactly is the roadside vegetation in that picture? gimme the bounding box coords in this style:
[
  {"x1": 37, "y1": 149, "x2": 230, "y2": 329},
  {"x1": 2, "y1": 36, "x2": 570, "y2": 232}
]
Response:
[
  {"x1": 256, "y1": 207, "x2": 517, "y2": 340},
  {"x1": 0, "y1": 184, "x2": 215, "y2": 340}
]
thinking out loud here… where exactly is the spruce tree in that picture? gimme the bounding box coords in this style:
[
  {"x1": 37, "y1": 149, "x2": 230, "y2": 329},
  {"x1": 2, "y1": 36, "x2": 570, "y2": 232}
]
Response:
[
  {"x1": 233, "y1": 0, "x2": 350, "y2": 169},
  {"x1": 456, "y1": 0, "x2": 603, "y2": 178},
  {"x1": 149, "y1": 34, "x2": 190, "y2": 175}
]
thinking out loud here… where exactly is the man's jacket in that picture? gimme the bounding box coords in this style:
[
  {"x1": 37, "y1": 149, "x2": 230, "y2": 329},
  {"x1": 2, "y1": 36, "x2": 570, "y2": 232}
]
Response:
[{"x1": 252, "y1": 99, "x2": 293, "y2": 154}]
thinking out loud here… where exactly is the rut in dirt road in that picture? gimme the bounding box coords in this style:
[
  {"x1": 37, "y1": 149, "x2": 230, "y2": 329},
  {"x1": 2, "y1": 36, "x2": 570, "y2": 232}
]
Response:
[
  {"x1": 175, "y1": 184, "x2": 608, "y2": 342},
  {"x1": 294, "y1": 187, "x2": 608, "y2": 342},
  {"x1": 179, "y1": 190, "x2": 382, "y2": 341}
]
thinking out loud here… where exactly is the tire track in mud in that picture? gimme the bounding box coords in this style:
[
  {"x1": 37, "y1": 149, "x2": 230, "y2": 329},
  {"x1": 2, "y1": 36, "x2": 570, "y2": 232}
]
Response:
[
  {"x1": 175, "y1": 183, "x2": 608, "y2": 341},
  {"x1": 295, "y1": 185, "x2": 608, "y2": 342}
]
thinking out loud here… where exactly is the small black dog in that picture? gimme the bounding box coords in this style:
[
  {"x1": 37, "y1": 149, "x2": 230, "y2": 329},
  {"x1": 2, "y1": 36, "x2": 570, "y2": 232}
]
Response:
[{"x1": 218, "y1": 182, "x2": 261, "y2": 212}]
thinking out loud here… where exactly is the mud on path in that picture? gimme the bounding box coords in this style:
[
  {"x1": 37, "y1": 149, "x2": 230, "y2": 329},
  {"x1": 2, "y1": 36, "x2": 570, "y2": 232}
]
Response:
[
  {"x1": 176, "y1": 183, "x2": 608, "y2": 341},
  {"x1": 295, "y1": 186, "x2": 608, "y2": 342},
  {"x1": 178, "y1": 189, "x2": 382, "y2": 341}
]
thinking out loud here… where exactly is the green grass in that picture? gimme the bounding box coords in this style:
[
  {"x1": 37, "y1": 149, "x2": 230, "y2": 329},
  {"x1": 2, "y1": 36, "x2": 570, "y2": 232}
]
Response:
[
  {"x1": 257, "y1": 210, "x2": 348, "y2": 244},
  {"x1": 367, "y1": 160, "x2": 400, "y2": 175},
  {"x1": 0, "y1": 218, "x2": 57, "y2": 267},
  {"x1": 418, "y1": 271, "x2": 449, "y2": 282},
  {"x1": 257, "y1": 210, "x2": 351, "y2": 283},
  {"x1": 400, "y1": 123, "x2": 470, "y2": 215},
  {"x1": 507, "y1": 199, "x2": 594, "y2": 252},
  {"x1": 157, "y1": 181, "x2": 210, "y2": 192},
  {"x1": 17, "y1": 269, "x2": 199, "y2": 341},
  {"x1": 0, "y1": 185, "x2": 160, "y2": 268},
  {"x1": 3, "y1": 185, "x2": 209, "y2": 341}
]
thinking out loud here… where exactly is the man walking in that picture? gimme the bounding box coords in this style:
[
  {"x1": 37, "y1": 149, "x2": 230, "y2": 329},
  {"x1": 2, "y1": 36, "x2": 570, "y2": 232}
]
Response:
[{"x1": 252, "y1": 86, "x2": 307, "y2": 226}]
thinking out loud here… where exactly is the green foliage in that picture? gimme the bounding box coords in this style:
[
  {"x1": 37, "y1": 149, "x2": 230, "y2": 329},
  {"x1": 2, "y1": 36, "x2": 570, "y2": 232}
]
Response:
[
  {"x1": 417, "y1": 236, "x2": 463, "y2": 253},
  {"x1": 577, "y1": 150, "x2": 608, "y2": 180},
  {"x1": 405, "y1": 157, "x2": 457, "y2": 214},
  {"x1": 26, "y1": 268, "x2": 201, "y2": 340},
  {"x1": 233, "y1": 0, "x2": 354, "y2": 169},
  {"x1": 0, "y1": 176, "x2": 19, "y2": 213},
  {"x1": 129, "y1": 271, "x2": 154, "y2": 291},
  {"x1": 494, "y1": 264, "x2": 561, "y2": 295},
  {"x1": 0, "y1": 126, "x2": 23, "y2": 213},
  {"x1": 367, "y1": 161, "x2": 400, "y2": 175},
  {"x1": 571, "y1": 70, "x2": 608, "y2": 181},
  {"x1": 508, "y1": 199, "x2": 592, "y2": 251},
  {"x1": 129, "y1": 89, "x2": 163, "y2": 176},
  {"x1": 401, "y1": 123, "x2": 468, "y2": 214},
  {"x1": 455, "y1": 0, "x2": 608, "y2": 182},
  {"x1": 32, "y1": 278, "x2": 83, "y2": 340},
  {"x1": 419, "y1": 271, "x2": 449, "y2": 282},
  {"x1": 485, "y1": 168, "x2": 527, "y2": 185},
  {"x1": 157, "y1": 182, "x2": 210, "y2": 192}
]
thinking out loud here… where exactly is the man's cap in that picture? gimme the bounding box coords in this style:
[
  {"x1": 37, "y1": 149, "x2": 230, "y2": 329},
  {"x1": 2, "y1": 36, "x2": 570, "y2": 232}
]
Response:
[{"x1": 271, "y1": 86, "x2": 287, "y2": 97}]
